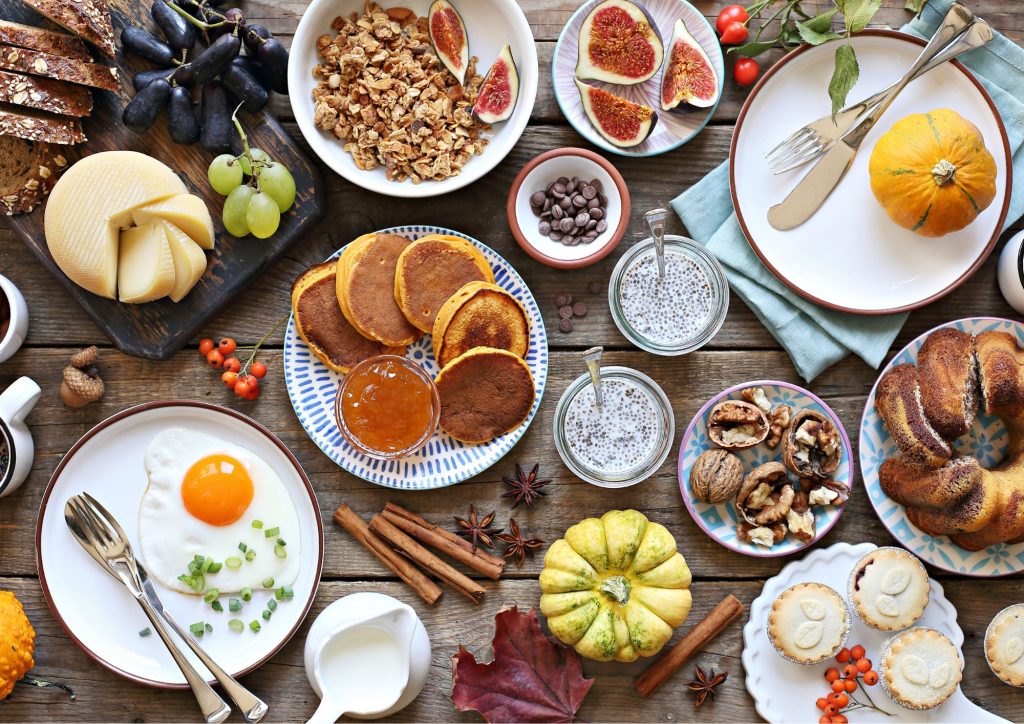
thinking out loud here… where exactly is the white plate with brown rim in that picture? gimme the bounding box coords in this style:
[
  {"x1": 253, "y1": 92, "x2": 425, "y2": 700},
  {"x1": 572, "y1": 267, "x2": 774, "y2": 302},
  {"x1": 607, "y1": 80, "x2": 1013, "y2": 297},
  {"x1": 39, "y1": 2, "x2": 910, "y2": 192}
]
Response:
[
  {"x1": 35, "y1": 401, "x2": 323, "y2": 688},
  {"x1": 288, "y1": 0, "x2": 538, "y2": 197},
  {"x1": 730, "y1": 31, "x2": 1011, "y2": 315}
]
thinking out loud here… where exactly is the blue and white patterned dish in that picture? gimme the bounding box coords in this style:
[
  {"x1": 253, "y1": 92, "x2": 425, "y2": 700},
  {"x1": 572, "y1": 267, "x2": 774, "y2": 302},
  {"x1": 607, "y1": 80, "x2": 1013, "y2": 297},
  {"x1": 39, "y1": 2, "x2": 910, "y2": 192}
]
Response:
[
  {"x1": 552, "y1": 0, "x2": 724, "y2": 158},
  {"x1": 678, "y1": 381, "x2": 853, "y2": 557},
  {"x1": 283, "y1": 226, "x2": 548, "y2": 490},
  {"x1": 860, "y1": 317, "x2": 1024, "y2": 577}
]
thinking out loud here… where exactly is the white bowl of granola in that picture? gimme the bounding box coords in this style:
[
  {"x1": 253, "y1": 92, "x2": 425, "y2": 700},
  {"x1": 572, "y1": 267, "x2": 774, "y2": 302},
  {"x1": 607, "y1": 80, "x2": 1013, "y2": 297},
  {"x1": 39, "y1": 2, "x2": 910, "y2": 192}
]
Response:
[{"x1": 289, "y1": 0, "x2": 538, "y2": 198}]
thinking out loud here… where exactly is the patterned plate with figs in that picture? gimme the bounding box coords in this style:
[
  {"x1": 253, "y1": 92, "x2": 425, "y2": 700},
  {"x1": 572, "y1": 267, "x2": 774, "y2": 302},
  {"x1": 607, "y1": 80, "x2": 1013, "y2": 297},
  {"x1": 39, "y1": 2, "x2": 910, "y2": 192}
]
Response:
[
  {"x1": 678, "y1": 381, "x2": 853, "y2": 557},
  {"x1": 860, "y1": 317, "x2": 1024, "y2": 577},
  {"x1": 552, "y1": 0, "x2": 724, "y2": 157}
]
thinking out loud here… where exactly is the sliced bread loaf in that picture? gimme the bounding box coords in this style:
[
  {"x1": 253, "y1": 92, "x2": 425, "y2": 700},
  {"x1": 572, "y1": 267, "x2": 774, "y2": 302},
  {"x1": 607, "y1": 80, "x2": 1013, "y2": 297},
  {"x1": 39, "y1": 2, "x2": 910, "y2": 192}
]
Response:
[
  {"x1": 0, "y1": 133, "x2": 69, "y2": 215},
  {"x1": 0, "y1": 69, "x2": 92, "y2": 116},
  {"x1": 0, "y1": 18, "x2": 90, "y2": 61},
  {"x1": 0, "y1": 103, "x2": 85, "y2": 143},
  {"x1": 20, "y1": 0, "x2": 115, "y2": 58},
  {"x1": 0, "y1": 44, "x2": 118, "y2": 91}
]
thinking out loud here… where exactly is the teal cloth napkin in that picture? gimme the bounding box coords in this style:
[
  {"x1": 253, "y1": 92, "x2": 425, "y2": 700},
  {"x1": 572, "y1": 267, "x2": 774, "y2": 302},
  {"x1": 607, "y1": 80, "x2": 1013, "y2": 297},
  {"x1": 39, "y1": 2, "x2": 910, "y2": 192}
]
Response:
[{"x1": 671, "y1": 0, "x2": 1024, "y2": 382}]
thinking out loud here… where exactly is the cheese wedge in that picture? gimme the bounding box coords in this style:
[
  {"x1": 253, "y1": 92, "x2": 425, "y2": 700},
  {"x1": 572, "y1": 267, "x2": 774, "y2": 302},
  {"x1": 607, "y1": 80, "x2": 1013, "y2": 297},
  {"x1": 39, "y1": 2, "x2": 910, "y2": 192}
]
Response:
[
  {"x1": 133, "y1": 194, "x2": 215, "y2": 250},
  {"x1": 161, "y1": 221, "x2": 208, "y2": 302},
  {"x1": 117, "y1": 222, "x2": 176, "y2": 303},
  {"x1": 45, "y1": 151, "x2": 186, "y2": 299}
]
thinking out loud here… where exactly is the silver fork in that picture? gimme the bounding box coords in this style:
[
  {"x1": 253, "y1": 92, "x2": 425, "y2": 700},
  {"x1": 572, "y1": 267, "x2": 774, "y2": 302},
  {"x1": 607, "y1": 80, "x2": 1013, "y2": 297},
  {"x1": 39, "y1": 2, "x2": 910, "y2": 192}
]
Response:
[
  {"x1": 65, "y1": 492, "x2": 269, "y2": 723},
  {"x1": 765, "y1": 6, "x2": 991, "y2": 174}
]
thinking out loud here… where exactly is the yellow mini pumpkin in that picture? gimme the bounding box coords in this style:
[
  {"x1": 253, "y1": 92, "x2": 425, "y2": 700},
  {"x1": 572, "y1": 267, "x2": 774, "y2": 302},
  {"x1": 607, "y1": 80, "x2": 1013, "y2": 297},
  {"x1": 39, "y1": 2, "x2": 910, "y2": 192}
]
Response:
[
  {"x1": 0, "y1": 591, "x2": 35, "y2": 700},
  {"x1": 539, "y1": 509, "x2": 692, "y2": 662},
  {"x1": 868, "y1": 108, "x2": 997, "y2": 237}
]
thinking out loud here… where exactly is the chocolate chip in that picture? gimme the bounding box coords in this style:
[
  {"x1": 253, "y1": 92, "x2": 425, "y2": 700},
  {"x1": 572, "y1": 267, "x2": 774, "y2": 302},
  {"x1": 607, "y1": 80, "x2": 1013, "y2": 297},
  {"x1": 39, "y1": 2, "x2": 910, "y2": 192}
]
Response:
[
  {"x1": 559, "y1": 217, "x2": 574, "y2": 233},
  {"x1": 530, "y1": 191, "x2": 546, "y2": 206},
  {"x1": 587, "y1": 196, "x2": 600, "y2": 209},
  {"x1": 572, "y1": 195, "x2": 587, "y2": 208},
  {"x1": 556, "y1": 293, "x2": 572, "y2": 307},
  {"x1": 539, "y1": 221, "x2": 551, "y2": 236},
  {"x1": 581, "y1": 185, "x2": 597, "y2": 200},
  {"x1": 596, "y1": 219, "x2": 607, "y2": 233},
  {"x1": 588, "y1": 280, "x2": 603, "y2": 295},
  {"x1": 559, "y1": 196, "x2": 572, "y2": 209},
  {"x1": 575, "y1": 211, "x2": 590, "y2": 227},
  {"x1": 586, "y1": 219, "x2": 597, "y2": 230},
  {"x1": 558, "y1": 318, "x2": 573, "y2": 333},
  {"x1": 573, "y1": 301, "x2": 588, "y2": 317},
  {"x1": 549, "y1": 230, "x2": 563, "y2": 241},
  {"x1": 556, "y1": 176, "x2": 569, "y2": 185},
  {"x1": 551, "y1": 204, "x2": 564, "y2": 220},
  {"x1": 558, "y1": 305, "x2": 573, "y2": 319},
  {"x1": 589, "y1": 179, "x2": 603, "y2": 192},
  {"x1": 590, "y1": 207, "x2": 604, "y2": 220}
]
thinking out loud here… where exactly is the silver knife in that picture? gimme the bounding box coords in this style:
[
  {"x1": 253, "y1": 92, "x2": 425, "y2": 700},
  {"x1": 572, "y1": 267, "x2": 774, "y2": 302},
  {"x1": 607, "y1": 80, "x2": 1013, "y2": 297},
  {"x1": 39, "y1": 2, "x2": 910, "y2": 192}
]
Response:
[{"x1": 767, "y1": 2, "x2": 974, "y2": 230}]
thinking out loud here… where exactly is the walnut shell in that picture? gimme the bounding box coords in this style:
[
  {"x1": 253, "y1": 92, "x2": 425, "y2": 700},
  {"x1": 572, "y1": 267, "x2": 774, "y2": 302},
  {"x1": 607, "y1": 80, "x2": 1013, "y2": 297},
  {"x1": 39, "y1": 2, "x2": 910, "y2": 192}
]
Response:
[
  {"x1": 801, "y1": 477, "x2": 850, "y2": 507},
  {"x1": 737, "y1": 520, "x2": 786, "y2": 548},
  {"x1": 690, "y1": 449, "x2": 744, "y2": 504},
  {"x1": 707, "y1": 400, "x2": 769, "y2": 450},
  {"x1": 781, "y1": 409, "x2": 842, "y2": 478},
  {"x1": 736, "y1": 461, "x2": 794, "y2": 526}
]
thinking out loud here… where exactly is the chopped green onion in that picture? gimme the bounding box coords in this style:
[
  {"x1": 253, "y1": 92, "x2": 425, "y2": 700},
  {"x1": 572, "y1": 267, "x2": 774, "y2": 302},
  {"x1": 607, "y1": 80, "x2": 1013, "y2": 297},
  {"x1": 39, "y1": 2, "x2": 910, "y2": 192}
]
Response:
[
  {"x1": 200, "y1": 558, "x2": 214, "y2": 574},
  {"x1": 264, "y1": 527, "x2": 280, "y2": 538},
  {"x1": 267, "y1": 598, "x2": 277, "y2": 612},
  {"x1": 228, "y1": 619, "x2": 244, "y2": 632},
  {"x1": 225, "y1": 557, "x2": 242, "y2": 569},
  {"x1": 241, "y1": 587, "x2": 252, "y2": 602},
  {"x1": 251, "y1": 520, "x2": 264, "y2": 529},
  {"x1": 245, "y1": 550, "x2": 256, "y2": 562},
  {"x1": 207, "y1": 561, "x2": 222, "y2": 574},
  {"x1": 249, "y1": 620, "x2": 261, "y2": 633},
  {"x1": 274, "y1": 544, "x2": 287, "y2": 559},
  {"x1": 276, "y1": 585, "x2": 294, "y2": 601},
  {"x1": 261, "y1": 578, "x2": 275, "y2": 589},
  {"x1": 238, "y1": 542, "x2": 248, "y2": 553},
  {"x1": 190, "y1": 621, "x2": 205, "y2": 637},
  {"x1": 205, "y1": 623, "x2": 213, "y2": 633},
  {"x1": 203, "y1": 588, "x2": 220, "y2": 604},
  {"x1": 139, "y1": 627, "x2": 152, "y2": 637},
  {"x1": 211, "y1": 600, "x2": 223, "y2": 613},
  {"x1": 229, "y1": 598, "x2": 242, "y2": 612},
  {"x1": 276, "y1": 538, "x2": 286, "y2": 547},
  {"x1": 262, "y1": 609, "x2": 272, "y2": 621}
]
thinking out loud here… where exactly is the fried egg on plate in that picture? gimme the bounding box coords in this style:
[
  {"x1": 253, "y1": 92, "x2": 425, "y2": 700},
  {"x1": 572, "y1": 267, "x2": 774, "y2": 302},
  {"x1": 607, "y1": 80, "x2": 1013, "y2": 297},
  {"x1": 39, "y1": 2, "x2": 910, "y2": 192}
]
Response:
[{"x1": 138, "y1": 428, "x2": 301, "y2": 594}]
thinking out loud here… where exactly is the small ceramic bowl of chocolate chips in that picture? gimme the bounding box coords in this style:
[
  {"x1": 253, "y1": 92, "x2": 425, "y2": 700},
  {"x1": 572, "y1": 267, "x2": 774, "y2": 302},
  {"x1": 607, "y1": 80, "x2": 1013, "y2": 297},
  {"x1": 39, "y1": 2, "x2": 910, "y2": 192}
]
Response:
[{"x1": 507, "y1": 147, "x2": 628, "y2": 269}]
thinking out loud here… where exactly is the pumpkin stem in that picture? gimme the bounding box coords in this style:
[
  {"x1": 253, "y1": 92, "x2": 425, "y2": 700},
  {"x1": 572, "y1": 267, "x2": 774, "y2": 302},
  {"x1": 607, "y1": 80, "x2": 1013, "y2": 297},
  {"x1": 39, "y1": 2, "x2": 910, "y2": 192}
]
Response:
[
  {"x1": 600, "y1": 575, "x2": 631, "y2": 605},
  {"x1": 931, "y1": 159, "x2": 957, "y2": 186}
]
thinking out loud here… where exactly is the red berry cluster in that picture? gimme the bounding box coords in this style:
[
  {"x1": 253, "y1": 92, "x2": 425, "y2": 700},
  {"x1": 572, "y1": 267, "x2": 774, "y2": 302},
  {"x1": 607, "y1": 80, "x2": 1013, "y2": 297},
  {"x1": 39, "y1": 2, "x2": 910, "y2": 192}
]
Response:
[
  {"x1": 198, "y1": 337, "x2": 268, "y2": 401},
  {"x1": 815, "y1": 644, "x2": 885, "y2": 723}
]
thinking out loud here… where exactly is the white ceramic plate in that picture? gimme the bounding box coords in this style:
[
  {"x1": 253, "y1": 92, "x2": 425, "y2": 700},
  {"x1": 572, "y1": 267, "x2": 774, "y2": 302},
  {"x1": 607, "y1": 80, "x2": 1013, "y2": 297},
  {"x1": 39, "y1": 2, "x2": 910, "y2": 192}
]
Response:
[
  {"x1": 860, "y1": 317, "x2": 1024, "y2": 577},
  {"x1": 678, "y1": 381, "x2": 852, "y2": 557},
  {"x1": 552, "y1": 0, "x2": 723, "y2": 157},
  {"x1": 742, "y1": 542, "x2": 1005, "y2": 723},
  {"x1": 288, "y1": 0, "x2": 537, "y2": 198},
  {"x1": 36, "y1": 402, "x2": 324, "y2": 688},
  {"x1": 283, "y1": 225, "x2": 548, "y2": 490},
  {"x1": 730, "y1": 31, "x2": 1011, "y2": 314}
]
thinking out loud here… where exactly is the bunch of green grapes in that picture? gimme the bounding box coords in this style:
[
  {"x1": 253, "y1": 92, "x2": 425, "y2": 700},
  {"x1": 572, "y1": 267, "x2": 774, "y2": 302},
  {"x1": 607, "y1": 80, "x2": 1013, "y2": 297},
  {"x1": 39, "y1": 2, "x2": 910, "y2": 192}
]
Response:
[{"x1": 208, "y1": 147, "x2": 296, "y2": 239}]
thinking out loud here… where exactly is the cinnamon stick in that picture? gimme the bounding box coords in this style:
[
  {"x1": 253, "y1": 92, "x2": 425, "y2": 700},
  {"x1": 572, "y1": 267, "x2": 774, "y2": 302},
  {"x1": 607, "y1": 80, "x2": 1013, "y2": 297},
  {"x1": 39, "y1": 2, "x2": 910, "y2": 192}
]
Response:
[
  {"x1": 382, "y1": 502, "x2": 506, "y2": 580},
  {"x1": 333, "y1": 504, "x2": 442, "y2": 605},
  {"x1": 369, "y1": 513, "x2": 486, "y2": 603},
  {"x1": 634, "y1": 594, "x2": 744, "y2": 697}
]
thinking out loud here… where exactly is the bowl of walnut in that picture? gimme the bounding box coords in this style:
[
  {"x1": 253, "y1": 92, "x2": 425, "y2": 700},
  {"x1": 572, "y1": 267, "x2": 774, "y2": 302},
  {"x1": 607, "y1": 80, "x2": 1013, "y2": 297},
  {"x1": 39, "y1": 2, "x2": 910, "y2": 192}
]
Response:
[
  {"x1": 288, "y1": 0, "x2": 538, "y2": 197},
  {"x1": 677, "y1": 380, "x2": 852, "y2": 557}
]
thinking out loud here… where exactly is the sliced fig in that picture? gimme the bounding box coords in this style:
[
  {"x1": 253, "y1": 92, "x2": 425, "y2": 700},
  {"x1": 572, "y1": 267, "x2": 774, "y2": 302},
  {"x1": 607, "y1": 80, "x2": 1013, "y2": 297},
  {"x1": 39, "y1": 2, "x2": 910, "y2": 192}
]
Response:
[
  {"x1": 575, "y1": 78, "x2": 657, "y2": 148},
  {"x1": 660, "y1": 18, "x2": 720, "y2": 111},
  {"x1": 428, "y1": 0, "x2": 469, "y2": 85},
  {"x1": 473, "y1": 43, "x2": 519, "y2": 124},
  {"x1": 576, "y1": 0, "x2": 664, "y2": 85}
]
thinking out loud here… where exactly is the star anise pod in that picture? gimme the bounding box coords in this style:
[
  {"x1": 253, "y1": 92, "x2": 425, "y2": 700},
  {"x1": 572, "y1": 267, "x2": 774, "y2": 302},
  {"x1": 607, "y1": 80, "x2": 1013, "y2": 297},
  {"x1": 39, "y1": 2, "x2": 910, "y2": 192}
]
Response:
[
  {"x1": 687, "y1": 666, "x2": 727, "y2": 709},
  {"x1": 454, "y1": 505, "x2": 502, "y2": 552},
  {"x1": 495, "y1": 518, "x2": 544, "y2": 567},
  {"x1": 502, "y1": 463, "x2": 552, "y2": 511}
]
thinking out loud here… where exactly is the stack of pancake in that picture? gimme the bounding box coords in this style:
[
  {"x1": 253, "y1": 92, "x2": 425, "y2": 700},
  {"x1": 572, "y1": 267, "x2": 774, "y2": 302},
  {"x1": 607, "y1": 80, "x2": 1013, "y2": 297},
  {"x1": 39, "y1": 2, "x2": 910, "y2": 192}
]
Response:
[{"x1": 292, "y1": 232, "x2": 535, "y2": 445}]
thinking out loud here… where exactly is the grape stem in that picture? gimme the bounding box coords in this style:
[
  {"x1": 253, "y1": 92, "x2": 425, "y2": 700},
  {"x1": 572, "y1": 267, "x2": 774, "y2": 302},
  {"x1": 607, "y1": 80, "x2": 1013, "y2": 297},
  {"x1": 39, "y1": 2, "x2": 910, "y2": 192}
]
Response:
[
  {"x1": 167, "y1": 0, "x2": 242, "y2": 32},
  {"x1": 230, "y1": 104, "x2": 267, "y2": 191}
]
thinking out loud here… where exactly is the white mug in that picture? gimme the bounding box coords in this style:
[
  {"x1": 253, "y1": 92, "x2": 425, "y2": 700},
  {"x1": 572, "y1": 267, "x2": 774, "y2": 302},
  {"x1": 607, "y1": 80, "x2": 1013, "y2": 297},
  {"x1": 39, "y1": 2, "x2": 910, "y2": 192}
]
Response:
[
  {"x1": 997, "y1": 230, "x2": 1024, "y2": 315},
  {"x1": 0, "y1": 275, "x2": 28, "y2": 364},
  {"x1": 0, "y1": 376, "x2": 41, "y2": 498}
]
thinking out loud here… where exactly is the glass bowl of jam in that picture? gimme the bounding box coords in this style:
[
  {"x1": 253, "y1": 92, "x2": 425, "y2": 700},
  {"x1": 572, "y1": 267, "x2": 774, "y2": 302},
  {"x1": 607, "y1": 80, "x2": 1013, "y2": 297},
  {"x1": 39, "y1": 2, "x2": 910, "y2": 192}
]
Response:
[
  {"x1": 335, "y1": 355, "x2": 440, "y2": 460},
  {"x1": 553, "y1": 366, "x2": 675, "y2": 488},
  {"x1": 608, "y1": 235, "x2": 729, "y2": 356}
]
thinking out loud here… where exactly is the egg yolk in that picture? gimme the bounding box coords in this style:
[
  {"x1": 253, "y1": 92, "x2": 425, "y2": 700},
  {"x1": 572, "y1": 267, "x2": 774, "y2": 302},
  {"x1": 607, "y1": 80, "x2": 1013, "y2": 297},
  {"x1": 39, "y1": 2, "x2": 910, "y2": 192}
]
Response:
[{"x1": 181, "y1": 454, "x2": 254, "y2": 526}]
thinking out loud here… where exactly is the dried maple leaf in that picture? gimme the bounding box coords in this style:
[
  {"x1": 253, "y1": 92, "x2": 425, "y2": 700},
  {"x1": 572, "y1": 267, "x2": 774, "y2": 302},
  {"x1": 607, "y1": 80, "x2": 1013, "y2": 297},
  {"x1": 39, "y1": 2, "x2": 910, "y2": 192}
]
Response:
[{"x1": 451, "y1": 606, "x2": 594, "y2": 723}]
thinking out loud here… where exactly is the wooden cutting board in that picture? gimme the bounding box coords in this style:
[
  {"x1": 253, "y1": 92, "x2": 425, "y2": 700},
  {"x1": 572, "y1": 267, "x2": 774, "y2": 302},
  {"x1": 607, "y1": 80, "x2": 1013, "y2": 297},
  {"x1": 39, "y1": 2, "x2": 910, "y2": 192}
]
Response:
[{"x1": 1, "y1": 0, "x2": 325, "y2": 359}]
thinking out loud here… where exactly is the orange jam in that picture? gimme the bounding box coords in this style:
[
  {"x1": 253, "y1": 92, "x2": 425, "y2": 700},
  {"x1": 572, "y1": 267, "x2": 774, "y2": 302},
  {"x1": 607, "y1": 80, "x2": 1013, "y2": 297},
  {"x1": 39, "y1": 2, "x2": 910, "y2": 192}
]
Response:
[{"x1": 337, "y1": 356, "x2": 438, "y2": 458}]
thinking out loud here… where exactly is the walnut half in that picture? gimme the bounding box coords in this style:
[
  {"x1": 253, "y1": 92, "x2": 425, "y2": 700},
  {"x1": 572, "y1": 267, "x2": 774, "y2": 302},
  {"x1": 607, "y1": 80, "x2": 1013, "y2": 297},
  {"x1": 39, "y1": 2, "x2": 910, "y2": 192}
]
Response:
[
  {"x1": 708, "y1": 400, "x2": 769, "y2": 450},
  {"x1": 737, "y1": 520, "x2": 786, "y2": 548},
  {"x1": 781, "y1": 410, "x2": 842, "y2": 478},
  {"x1": 786, "y1": 489, "x2": 816, "y2": 543},
  {"x1": 736, "y1": 462, "x2": 794, "y2": 526}
]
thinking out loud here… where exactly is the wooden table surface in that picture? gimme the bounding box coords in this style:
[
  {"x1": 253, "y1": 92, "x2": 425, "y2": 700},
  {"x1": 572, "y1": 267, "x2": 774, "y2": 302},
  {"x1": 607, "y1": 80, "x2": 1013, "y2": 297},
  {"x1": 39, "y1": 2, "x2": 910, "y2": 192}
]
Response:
[{"x1": 2, "y1": 0, "x2": 1023, "y2": 721}]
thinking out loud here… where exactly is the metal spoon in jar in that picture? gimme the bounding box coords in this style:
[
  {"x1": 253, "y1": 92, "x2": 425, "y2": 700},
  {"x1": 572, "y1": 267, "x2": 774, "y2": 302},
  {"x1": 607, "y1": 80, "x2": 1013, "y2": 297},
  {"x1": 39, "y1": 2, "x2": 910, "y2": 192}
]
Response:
[
  {"x1": 645, "y1": 208, "x2": 669, "y2": 280},
  {"x1": 582, "y1": 346, "x2": 603, "y2": 408}
]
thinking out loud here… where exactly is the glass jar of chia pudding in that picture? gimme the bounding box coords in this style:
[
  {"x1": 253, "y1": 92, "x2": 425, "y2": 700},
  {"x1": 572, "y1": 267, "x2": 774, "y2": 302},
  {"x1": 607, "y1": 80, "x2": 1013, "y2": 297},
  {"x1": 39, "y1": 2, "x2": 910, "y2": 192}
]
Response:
[
  {"x1": 608, "y1": 235, "x2": 729, "y2": 355},
  {"x1": 553, "y1": 366, "x2": 674, "y2": 488}
]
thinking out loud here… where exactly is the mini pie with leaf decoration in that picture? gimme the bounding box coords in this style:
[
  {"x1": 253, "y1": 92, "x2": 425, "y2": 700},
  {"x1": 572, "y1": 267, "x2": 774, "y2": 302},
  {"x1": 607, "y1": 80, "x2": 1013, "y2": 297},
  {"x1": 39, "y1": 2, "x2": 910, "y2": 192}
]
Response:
[
  {"x1": 848, "y1": 547, "x2": 929, "y2": 632},
  {"x1": 767, "y1": 582, "x2": 850, "y2": 664},
  {"x1": 985, "y1": 603, "x2": 1024, "y2": 687},
  {"x1": 879, "y1": 627, "x2": 962, "y2": 710}
]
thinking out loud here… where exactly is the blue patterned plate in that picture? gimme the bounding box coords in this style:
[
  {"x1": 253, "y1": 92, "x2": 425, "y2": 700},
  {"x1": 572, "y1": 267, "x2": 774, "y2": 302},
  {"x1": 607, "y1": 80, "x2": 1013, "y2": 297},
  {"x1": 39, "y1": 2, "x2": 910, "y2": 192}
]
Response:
[
  {"x1": 283, "y1": 226, "x2": 548, "y2": 489},
  {"x1": 678, "y1": 381, "x2": 853, "y2": 557},
  {"x1": 860, "y1": 317, "x2": 1024, "y2": 577}
]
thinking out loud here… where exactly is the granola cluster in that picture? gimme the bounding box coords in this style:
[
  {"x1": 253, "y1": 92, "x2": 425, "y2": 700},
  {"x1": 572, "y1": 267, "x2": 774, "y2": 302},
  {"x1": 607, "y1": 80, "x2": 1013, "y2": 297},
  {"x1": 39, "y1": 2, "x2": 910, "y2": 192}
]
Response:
[{"x1": 311, "y1": 3, "x2": 489, "y2": 183}]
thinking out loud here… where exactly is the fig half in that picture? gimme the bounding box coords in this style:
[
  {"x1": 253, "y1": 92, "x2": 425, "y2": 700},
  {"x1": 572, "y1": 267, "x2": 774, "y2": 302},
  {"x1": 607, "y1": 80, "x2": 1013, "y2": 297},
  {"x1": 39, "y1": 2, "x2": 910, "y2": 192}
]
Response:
[
  {"x1": 576, "y1": 0, "x2": 664, "y2": 85},
  {"x1": 428, "y1": 0, "x2": 469, "y2": 85},
  {"x1": 575, "y1": 78, "x2": 657, "y2": 148},
  {"x1": 660, "y1": 18, "x2": 720, "y2": 111},
  {"x1": 473, "y1": 43, "x2": 519, "y2": 124}
]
